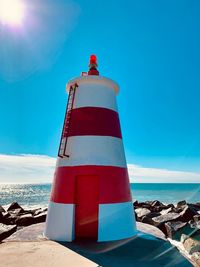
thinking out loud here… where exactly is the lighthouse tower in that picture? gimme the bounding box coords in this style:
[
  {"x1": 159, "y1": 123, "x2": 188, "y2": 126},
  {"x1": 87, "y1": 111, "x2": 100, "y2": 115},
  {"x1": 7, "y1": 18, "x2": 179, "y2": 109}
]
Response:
[{"x1": 45, "y1": 55, "x2": 137, "y2": 242}]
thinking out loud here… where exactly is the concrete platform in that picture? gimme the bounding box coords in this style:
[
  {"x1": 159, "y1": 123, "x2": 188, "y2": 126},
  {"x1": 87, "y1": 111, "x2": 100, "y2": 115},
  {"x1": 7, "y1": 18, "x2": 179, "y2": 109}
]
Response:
[
  {"x1": 0, "y1": 241, "x2": 97, "y2": 267},
  {"x1": 1, "y1": 222, "x2": 192, "y2": 267}
]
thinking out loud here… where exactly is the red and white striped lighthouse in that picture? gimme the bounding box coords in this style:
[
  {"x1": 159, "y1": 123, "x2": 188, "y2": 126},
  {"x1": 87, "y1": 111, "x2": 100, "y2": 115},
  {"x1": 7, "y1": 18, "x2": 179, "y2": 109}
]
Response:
[{"x1": 44, "y1": 55, "x2": 137, "y2": 242}]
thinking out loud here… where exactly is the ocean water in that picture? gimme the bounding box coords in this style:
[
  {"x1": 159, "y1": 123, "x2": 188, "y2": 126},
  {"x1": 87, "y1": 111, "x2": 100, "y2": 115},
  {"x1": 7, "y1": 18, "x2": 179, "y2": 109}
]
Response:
[
  {"x1": 0, "y1": 183, "x2": 199, "y2": 208},
  {"x1": 131, "y1": 183, "x2": 200, "y2": 204}
]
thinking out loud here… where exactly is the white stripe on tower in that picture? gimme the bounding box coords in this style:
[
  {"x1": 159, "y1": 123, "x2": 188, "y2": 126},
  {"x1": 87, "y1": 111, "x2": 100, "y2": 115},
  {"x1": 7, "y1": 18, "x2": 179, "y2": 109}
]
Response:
[
  {"x1": 72, "y1": 83, "x2": 118, "y2": 112},
  {"x1": 44, "y1": 202, "x2": 75, "y2": 241},
  {"x1": 98, "y1": 202, "x2": 137, "y2": 241},
  {"x1": 56, "y1": 136, "x2": 127, "y2": 168}
]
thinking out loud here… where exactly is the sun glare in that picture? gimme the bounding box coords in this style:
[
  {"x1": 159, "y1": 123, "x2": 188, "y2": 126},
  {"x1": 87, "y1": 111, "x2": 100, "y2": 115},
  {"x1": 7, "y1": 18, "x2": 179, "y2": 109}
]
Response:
[{"x1": 0, "y1": 0, "x2": 25, "y2": 26}]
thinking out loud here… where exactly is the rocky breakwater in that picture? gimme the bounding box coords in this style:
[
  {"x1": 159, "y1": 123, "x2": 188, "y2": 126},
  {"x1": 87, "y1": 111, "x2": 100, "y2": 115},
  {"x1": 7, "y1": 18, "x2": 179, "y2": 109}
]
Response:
[
  {"x1": 134, "y1": 200, "x2": 200, "y2": 266},
  {"x1": 0, "y1": 202, "x2": 47, "y2": 242}
]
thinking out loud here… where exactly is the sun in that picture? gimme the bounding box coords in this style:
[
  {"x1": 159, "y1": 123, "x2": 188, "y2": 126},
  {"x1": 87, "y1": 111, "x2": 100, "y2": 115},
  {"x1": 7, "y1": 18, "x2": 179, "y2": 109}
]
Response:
[{"x1": 0, "y1": 0, "x2": 25, "y2": 26}]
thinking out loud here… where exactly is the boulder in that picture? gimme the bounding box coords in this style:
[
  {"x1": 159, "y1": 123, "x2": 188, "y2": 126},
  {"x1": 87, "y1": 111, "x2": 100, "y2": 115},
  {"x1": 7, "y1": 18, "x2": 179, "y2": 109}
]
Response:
[
  {"x1": 135, "y1": 208, "x2": 151, "y2": 220},
  {"x1": 141, "y1": 212, "x2": 161, "y2": 224},
  {"x1": 183, "y1": 236, "x2": 200, "y2": 255},
  {"x1": 0, "y1": 205, "x2": 5, "y2": 213},
  {"x1": 151, "y1": 200, "x2": 165, "y2": 207},
  {"x1": 189, "y1": 219, "x2": 200, "y2": 230},
  {"x1": 152, "y1": 212, "x2": 181, "y2": 235},
  {"x1": 0, "y1": 211, "x2": 3, "y2": 222},
  {"x1": 2, "y1": 211, "x2": 10, "y2": 221},
  {"x1": 3, "y1": 208, "x2": 29, "y2": 225},
  {"x1": 177, "y1": 200, "x2": 187, "y2": 209},
  {"x1": 15, "y1": 214, "x2": 34, "y2": 226},
  {"x1": 160, "y1": 207, "x2": 173, "y2": 215},
  {"x1": 133, "y1": 201, "x2": 151, "y2": 209},
  {"x1": 8, "y1": 208, "x2": 24, "y2": 216},
  {"x1": 194, "y1": 215, "x2": 200, "y2": 223},
  {"x1": 33, "y1": 208, "x2": 47, "y2": 216},
  {"x1": 7, "y1": 202, "x2": 24, "y2": 212},
  {"x1": 33, "y1": 212, "x2": 47, "y2": 224},
  {"x1": 0, "y1": 223, "x2": 17, "y2": 241},
  {"x1": 3, "y1": 212, "x2": 19, "y2": 225},
  {"x1": 191, "y1": 252, "x2": 200, "y2": 267},
  {"x1": 152, "y1": 212, "x2": 181, "y2": 226},
  {"x1": 180, "y1": 205, "x2": 198, "y2": 222},
  {"x1": 164, "y1": 221, "x2": 194, "y2": 241}
]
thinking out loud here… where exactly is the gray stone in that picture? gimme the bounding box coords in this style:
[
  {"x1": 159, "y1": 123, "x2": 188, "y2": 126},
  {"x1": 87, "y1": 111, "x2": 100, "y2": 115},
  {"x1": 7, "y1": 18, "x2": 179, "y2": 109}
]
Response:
[
  {"x1": 183, "y1": 236, "x2": 200, "y2": 255},
  {"x1": 33, "y1": 213, "x2": 47, "y2": 224},
  {"x1": 135, "y1": 208, "x2": 151, "y2": 219},
  {"x1": 151, "y1": 200, "x2": 165, "y2": 207},
  {"x1": 152, "y1": 212, "x2": 181, "y2": 235},
  {"x1": 160, "y1": 207, "x2": 173, "y2": 215},
  {"x1": 8, "y1": 208, "x2": 24, "y2": 216},
  {"x1": 180, "y1": 205, "x2": 198, "y2": 222},
  {"x1": 7, "y1": 202, "x2": 24, "y2": 212},
  {"x1": 0, "y1": 223, "x2": 17, "y2": 241},
  {"x1": 152, "y1": 212, "x2": 181, "y2": 225},
  {"x1": 177, "y1": 200, "x2": 187, "y2": 209},
  {"x1": 191, "y1": 252, "x2": 200, "y2": 267},
  {"x1": 194, "y1": 215, "x2": 200, "y2": 223},
  {"x1": 0, "y1": 205, "x2": 5, "y2": 213},
  {"x1": 15, "y1": 214, "x2": 34, "y2": 226},
  {"x1": 141, "y1": 212, "x2": 161, "y2": 224},
  {"x1": 164, "y1": 221, "x2": 194, "y2": 241}
]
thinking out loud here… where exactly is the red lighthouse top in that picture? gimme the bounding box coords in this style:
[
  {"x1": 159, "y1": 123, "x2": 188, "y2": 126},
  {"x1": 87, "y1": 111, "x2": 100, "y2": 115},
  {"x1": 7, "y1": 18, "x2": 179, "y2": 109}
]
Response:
[{"x1": 88, "y1": 54, "x2": 99, "y2": 76}]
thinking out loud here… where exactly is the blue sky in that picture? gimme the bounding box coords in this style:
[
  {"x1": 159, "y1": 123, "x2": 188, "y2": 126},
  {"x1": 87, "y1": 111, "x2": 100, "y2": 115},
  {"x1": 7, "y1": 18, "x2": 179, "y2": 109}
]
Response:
[{"x1": 0, "y1": 0, "x2": 200, "y2": 183}]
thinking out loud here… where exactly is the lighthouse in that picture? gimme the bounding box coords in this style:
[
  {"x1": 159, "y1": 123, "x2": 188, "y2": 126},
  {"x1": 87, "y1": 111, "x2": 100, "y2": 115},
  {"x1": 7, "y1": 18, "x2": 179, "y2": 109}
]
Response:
[{"x1": 44, "y1": 55, "x2": 137, "y2": 242}]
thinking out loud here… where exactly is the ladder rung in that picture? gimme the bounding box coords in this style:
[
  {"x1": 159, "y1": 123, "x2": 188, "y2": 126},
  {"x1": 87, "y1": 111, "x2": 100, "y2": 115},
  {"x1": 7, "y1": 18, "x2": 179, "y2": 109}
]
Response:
[{"x1": 58, "y1": 84, "x2": 77, "y2": 158}]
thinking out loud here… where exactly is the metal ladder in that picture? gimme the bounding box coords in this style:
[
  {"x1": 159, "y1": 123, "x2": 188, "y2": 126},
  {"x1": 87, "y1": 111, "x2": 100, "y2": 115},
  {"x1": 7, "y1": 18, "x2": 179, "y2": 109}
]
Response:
[{"x1": 58, "y1": 83, "x2": 78, "y2": 158}]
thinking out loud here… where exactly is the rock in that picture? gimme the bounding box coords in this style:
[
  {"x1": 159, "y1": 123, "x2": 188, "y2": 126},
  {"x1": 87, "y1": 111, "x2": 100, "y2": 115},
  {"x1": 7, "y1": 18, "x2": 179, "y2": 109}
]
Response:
[
  {"x1": 141, "y1": 212, "x2": 161, "y2": 224},
  {"x1": 160, "y1": 207, "x2": 173, "y2": 215},
  {"x1": 135, "y1": 208, "x2": 151, "y2": 220},
  {"x1": 166, "y1": 203, "x2": 175, "y2": 209},
  {"x1": 15, "y1": 214, "x2": 34, "y2": 226},
  {"x1": 191, "y1": 252, "x2": 200, "y2": 267},
  {"x1": 152, "y1": 212, "x2": 181, "y2": 225},
  {"x1": 180, "y1": 205, "x2": 198, "y2": 222},
  {"x1": 183, "y1": 236, "x2": 200, "y2": 254},
  {"x1": 8, "y1": 208, "x2": 24, "y2": 216},
  {"x1": 7, "y1": 202, "x2": 24, "y2": 212},
  {"x1": 0, "y1": 205, "x2": 5, "y2": 213},
  {"x1": 0, "y1": 211, "x2": 3, "y2": 222},
  {"x1": 151, "y1": 200, "x2": 165, "y2": 207},
  {"x1": 3, "y1": 208, "x2": 28, "y2": 225},
  {"x1": 164, "y1": 221, "x2": 195, "y2": 241},
  {"x1": 189, "y1": 219, "x2": 200, "y2": 230},
  {"x1": 177, "y1": 200, "x2": 187, "y2": 209},
  {"x1": 194, "y1": 215, "x2": 200, "y2": 223},
  {"x1": 152, "y1": 212, "x2": 181, "y2": 235},
  {"x1": 0, "y1": 223, "x2": 17, "y2": 241},
  {"x1": 3, "y1": 213, "x2": 18, "y2": 225},
  {"x1": 33, "y1": 212, "x2": 47, "y2": 224},
  {"x1": 133, "y1": 200, "x2": 139, "y2": 206},
  {"x1": 2, "y1": 212, "x2": 10, "y2": 221},
  {"x1": 134, "y1": 201, "x2": 151, "y2": 209},
  {"x1": 33, "y1": 208, "x2": 47, "y2": 216}
]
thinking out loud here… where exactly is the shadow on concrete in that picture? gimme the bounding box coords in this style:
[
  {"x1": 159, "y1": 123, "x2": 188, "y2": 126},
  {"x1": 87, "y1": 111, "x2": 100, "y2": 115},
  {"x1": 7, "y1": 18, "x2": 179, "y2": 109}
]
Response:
[{"x1": 58, "y1": 232, "x2": 192, "y2": 267}]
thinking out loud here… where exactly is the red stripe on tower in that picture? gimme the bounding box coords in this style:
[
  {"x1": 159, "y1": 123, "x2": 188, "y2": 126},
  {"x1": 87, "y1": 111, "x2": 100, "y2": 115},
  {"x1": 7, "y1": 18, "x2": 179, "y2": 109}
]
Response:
[
  {"x1": 51, "y1": 166, "x2": 132, "y2": 204},
  {"x1": 65, "y1": 107, "x2": 122, "y2": 138}
]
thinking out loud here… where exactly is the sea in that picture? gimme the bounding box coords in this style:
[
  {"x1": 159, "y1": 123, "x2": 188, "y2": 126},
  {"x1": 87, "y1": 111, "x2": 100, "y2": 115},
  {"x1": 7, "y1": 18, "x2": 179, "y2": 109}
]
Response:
[{"x1": 0, "y1": 183, "x2": 199, "y2": 209}]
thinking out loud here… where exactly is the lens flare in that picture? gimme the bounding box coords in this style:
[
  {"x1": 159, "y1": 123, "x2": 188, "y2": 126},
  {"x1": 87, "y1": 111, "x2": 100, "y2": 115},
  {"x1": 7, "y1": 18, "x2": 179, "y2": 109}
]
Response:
[{"x1": 0, "y1": 0, "x2": 25, "y2": 26}]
